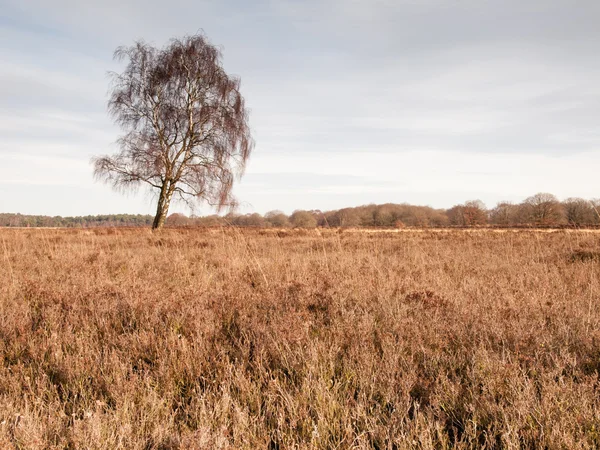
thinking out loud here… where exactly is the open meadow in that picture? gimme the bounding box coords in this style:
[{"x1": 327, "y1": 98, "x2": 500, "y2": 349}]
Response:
[{"x1": 0, "y1": 227, "x2": 599, "y2": 449}]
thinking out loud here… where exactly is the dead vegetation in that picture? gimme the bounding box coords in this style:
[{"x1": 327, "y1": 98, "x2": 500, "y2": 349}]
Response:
[{"x1": 0, "y1": 228, "x2": 599, "y2": 449}]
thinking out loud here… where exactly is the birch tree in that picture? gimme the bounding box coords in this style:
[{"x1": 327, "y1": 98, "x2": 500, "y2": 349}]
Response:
[{"x1": 93, "y1": 34, "x2": 253, "y2": 229}]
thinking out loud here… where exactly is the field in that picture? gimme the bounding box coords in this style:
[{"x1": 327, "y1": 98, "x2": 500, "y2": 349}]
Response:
[{"x1": 0, "y1": 228, "x2": 599, "y2": 449}]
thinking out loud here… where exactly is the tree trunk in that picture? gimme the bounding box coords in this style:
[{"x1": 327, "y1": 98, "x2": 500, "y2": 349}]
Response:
[{"x1": 152, "y1": 184, "x2": 173, "y2": 230}]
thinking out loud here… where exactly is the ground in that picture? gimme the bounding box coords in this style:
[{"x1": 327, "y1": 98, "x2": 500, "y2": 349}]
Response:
[{"x1": 0, "y1": 227, "x2": 599, "y2": 449}]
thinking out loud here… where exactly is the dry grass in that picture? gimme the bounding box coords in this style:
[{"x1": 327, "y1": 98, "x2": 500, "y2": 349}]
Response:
[{"x1": 0, "y1": 227, "x2": 599, "y2": 449}]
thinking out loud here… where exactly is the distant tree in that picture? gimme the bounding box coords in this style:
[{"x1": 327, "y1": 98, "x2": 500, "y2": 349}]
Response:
[
  {"x1": 463, "y1": 200, "x2": 488, "y2": 226},
  {"x1": 232, "y1": 213, "x2": 265, "y2": 227},
  {"x1": 192, "y1": 214, "x2": 224, "y2": 227},
  {"x1": 522, "y1": 193, "x2": 563, "y2": 226},
  {"x1": 265, "y1": 210, "x2": 290, "y2": 228},
  {"x1": 334, "y1": 208, "x2": 361, "y2": 227},
  {"x1": 166, "y1": 213, "x2": 190, "y2": 227},
  {"x1": 489, "y1": 201, "x2": 519, "y2": 226},
  {"x1": 290, "y1": 210, "x2": 317, "y2": 228},
  {"x1": 562, "y1": 198, "x2": 596, "y2": 226},
  {"x1": 427, "y1": 209, "x2": 450, "y2": 227},
  {"x1": 447, "y1": 200, "x2": 486, "y2": 226},
  {"x1": 93, "y1": 34, "x2": 253, "y2": 230},
  {"x1": 308, "y1": 210, "x2": 327, "y2": 227},
  {"x1": 591, "y1": 199, "x2": 600, "y2": 224},
  {"x1": 405, "y1": 207, "x2": 429, "y2": 227},
  {"x1": 373, "y1": 204, "x2": 398, "y2": 227},
  {"x1": 446, "y1": 205, "x2": 466, "y2": 226}
]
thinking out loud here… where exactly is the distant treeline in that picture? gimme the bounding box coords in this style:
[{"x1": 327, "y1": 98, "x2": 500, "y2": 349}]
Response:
[
  {"x1": 2, "y1": 193, "x2": 600, "y2": 228},
  {"x1": 0, "y1": 214, "x2": 153, "y2": 228}
]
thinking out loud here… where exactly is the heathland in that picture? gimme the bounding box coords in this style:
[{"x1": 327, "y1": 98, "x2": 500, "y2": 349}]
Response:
[{"x1": 0, "y1": 228, "x2": 599, "y2": 449}]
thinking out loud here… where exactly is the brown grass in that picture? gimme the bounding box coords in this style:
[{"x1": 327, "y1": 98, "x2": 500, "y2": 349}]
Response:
[{"x1": 0, "y1": 228, "x2": 599, "y2": 449}]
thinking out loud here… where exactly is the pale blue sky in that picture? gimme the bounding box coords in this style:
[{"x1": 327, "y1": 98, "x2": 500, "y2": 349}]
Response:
[{"x1": 1, "y1": 0, "x2": 600, "y2": 216}]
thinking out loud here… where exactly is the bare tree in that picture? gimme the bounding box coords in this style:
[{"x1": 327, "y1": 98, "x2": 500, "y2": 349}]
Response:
[
  {"x1": 522, "y1": 193, "x2": 563, "y2": 226},
  {"x1": 334, "y1": 208, "x2": 361, "y2": 228},
  {"x1": 562, "y1": 198, "x2": 596, "y2": 226},
  {"x1": 447, "y1": 200, "x2": 487, "y2": 226},
  {"x1": 165, "y1": 213, "x2": 190, "y2": 227},
  {"x1": 93, "y1": 34, "x2": 253, "y2": 230},
  {"x1": 463, "y1": 200, "x2": 488, "y2": 226},
  {"x1": 289, "y1": 210, "x2": 317, "y2": 228},
  {"x1": 446, "y1": 204, "x2": 466, "y2": 226},
  {"x1": 489, "y1": 201, "x2": 519, "y2": 226},
  {"x1": 265, "y1": 210, "x2": 290, "y2": 228},
  {"x1": 591, "y1": 199, "x2": 600, "y2": 224}
]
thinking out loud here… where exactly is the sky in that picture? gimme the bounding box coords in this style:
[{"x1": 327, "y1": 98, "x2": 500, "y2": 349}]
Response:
[{"x1": 1, "y1": 0, "x2": 600, "y2": 216}]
